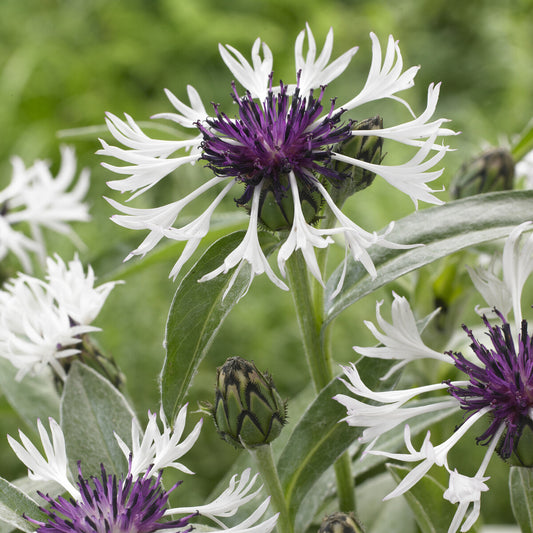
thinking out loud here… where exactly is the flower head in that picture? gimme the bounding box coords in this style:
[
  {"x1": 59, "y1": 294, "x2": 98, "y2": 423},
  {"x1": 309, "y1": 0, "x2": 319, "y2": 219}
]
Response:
[
  {"x1": 335, "y1": 223, "x2": 533, "y2": 532},
  {"x1": 447, "y1": 313, "x2": 533, "y2": 460},
  {"x1": 0, "y1": 255, "x2": 120, "y2": 380},
  {"x1": 0, "y1": 146, "x2": 90, "y2": 272},
  {"x1": 28, "y1": 463, "x2": 192, "y2": 533},
  {"x1": 9, "y1": 413, "x2": 278, "y2": 533},
  {"x1": 99, "y1": 25, "x2": 455, "y2": 296}
]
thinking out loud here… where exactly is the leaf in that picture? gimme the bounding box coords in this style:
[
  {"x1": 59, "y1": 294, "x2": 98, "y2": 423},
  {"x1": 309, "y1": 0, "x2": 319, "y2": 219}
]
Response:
[
  {"x1": 0, "y1": 359, "x2": 60, "y2": 427},
  {"x1": 325, "y1": 190, "x2": 533, "y2": 324},
  {"x1": 277, "y1": 357, "x2": 394, "y2": 522},
  {"x1": 512, "y1": 119, "x2": 533, "y2": 162},
  {"x1": 160, "y1": 230, "x2": 278, "y2": 421},
  {"x1": 509, "y1": 466, "x2": 533, "y2": 533},
  {"x1": 387, "y1": 463, "x2": 459, "y2": 533},
  {"x1": 60, "y1": 362, "x2": 136, "y2": 477},
  {"x1": 0, "y1": 477, "x2": 46, "y2": 533}
]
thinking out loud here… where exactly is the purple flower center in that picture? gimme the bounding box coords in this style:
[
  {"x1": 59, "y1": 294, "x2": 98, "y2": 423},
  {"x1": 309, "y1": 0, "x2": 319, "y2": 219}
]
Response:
[
  {"x1": 27, "y1": 463, "x2": 193, "y2": 533},
  {"x1": 197, "y1": 77, "x2": 353, "y2": 207},
  {"x1": 446, "y1": 312, "x2": 533, "y2": 459}
]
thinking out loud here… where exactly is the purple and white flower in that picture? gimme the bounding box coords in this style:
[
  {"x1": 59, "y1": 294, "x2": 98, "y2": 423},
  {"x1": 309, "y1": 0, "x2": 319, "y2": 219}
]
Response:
[
  {"x1": 335, "y1": 222, "x2": 533, "y2": 532},
  {"x1": 8, "y1": 408, "x2": 278, "y2": 533},
  {"x1": 99, "y1": 25, "x2": 455, "y2": 296}
]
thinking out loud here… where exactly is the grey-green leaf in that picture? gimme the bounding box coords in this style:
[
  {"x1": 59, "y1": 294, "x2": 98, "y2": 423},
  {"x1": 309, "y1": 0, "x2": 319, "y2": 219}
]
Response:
[
  {"x1": 60, "y1": 362, "x2": 136, "y2": 477},
  {"x1": 509, "y1": 466, "x2": 533, "y2": 533},
  {"x1": 326, "y1": 190, "x2": 533, "y2": 324},
  {"x1": 160, "y1": 230, "x2": 278, "y2": 421},
  {"x1": 278, "y1": 357, "x2": 393, "y2": 521},
  {"x1": 0, "y1": 477, "x2": 47, "y2": 533},
  {"x1": 0, "y1": 359, "x2": 60, "y2": 427}
]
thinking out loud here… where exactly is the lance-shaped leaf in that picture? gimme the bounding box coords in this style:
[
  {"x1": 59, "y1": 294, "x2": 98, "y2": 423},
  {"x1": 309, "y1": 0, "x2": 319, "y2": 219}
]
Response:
[
  {"x1": 326, "y1": 190, "x2": 533, "y2": 324},
  {"x1": 61, "y1": 362, "x2": 136, "y2": 477},
  {"x1": 0, "y1": 359, "x2": 60, "y2": 427},
  {"x1": 0, "y1": 477, "x2": 47, "y2": 533},
  {"x1": 509, "y1": 466, "x2": 533, "y2": 533},
  {"x1": 160, "y1": 231, "x2": 278, "y2": 421}
]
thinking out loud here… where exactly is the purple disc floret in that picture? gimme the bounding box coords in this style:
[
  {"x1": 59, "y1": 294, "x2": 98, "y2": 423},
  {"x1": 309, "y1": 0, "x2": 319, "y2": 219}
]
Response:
[
  {"x1": 27, "y1": 462, "x2": 193, "y2": 533},
  {"x1": 446, "y1": 311, "x2": 533, "y2": 459},
  {"x1": 197, "y1": 76, "x2": 353, "y2": 206}
]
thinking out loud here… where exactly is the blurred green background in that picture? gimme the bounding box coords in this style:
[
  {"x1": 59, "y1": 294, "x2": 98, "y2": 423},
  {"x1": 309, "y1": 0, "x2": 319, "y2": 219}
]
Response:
[{"x1": 1, "y1": 0, "x2": 533, "y2": 528}]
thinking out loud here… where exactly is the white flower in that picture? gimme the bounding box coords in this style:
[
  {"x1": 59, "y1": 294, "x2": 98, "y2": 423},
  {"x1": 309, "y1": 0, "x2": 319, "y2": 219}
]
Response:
[
  {"x1": 0, "y1": 146, "x2": 90, "y2": 271},
  {"x1": 0, "y1": 255, "x2": 118, "y2": 380},
  {"x1": 7, "y1": 418, "x2": 80, "y2": 499},
  {"x1": 99, "y1": 25, "x2": 455, "y2": 297},
  {"x1": 353, "y1": 291, "x2": 450, "y2": 378},
  {"x1": 114, "y1": 404, "x2": 202, "y2": 479}
]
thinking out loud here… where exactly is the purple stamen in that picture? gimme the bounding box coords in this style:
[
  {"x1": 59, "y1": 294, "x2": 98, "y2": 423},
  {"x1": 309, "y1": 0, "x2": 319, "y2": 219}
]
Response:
[
  {"x1": 197, "y1": 79, "x2": 353, "y2": 207},
  {"x1": 446, "y1": 311, "x2": 533, "y2": 459},
  {"x1": 26, "y1": 462, "x2": 194, "y2": 533}
]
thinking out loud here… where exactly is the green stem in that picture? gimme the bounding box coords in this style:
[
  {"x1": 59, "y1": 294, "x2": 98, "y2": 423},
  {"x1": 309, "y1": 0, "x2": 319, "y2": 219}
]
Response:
[
  {"x1": 285, "y1": 251, "x2": 356, "y2": 512},
  {"x1": 248, "y1": 445, "x2": 293, "y2": 533}
]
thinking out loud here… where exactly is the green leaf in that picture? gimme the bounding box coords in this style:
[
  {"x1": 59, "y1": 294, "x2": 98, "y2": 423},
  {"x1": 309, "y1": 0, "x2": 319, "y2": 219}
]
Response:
[
  {"x1": 278, "y1": 357, "x2": 393, "y2": 522},
  {"x1": 60, "y1": 362, "x2": 136, "y2": 477},
  {"x1": 160, "y1": 230, "x2": 278, "y2": 421},
  {"x1": 325, "y1": 190, "x2": 533, "y2": 324},
  {"x1": 509, "y1": 466, "x2": 533, "y2": 533},
  {"x1": 0, "y1": 477, "x2": 46, "y2": 533},
  {"x1": 387, "y1": 463, "x2": 460, "y2": 533},
  {"x1": 512, "y1": 119, "x2": 533, "y2": 162},
  {"x1": 0, "y1": 359, "x2": 60, "y2": 427}
]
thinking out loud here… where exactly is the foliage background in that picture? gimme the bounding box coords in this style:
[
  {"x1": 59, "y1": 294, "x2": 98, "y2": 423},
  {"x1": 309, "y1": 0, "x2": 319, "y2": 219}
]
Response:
[{"x1": 1, "y1": 0, "x2": 532, "y2": 527}]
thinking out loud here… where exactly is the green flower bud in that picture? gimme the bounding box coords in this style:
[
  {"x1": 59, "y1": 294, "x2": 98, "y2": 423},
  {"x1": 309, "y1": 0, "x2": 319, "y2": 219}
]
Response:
[
  {"x1": 332, "y1": 116, "x2": 384, "y2": 206},
  {"x1": 318, "y1": 512, "x2": 365, "y2": 533},
  {"x1": 451, "y1": 147, "x2": 514, "y2": 199},
  {"x1": 211, "y1": 356, "x2": 287, "y2": 448},
  {"x1": 257, "y1": 174, "x2": 323, "y2": 232}
]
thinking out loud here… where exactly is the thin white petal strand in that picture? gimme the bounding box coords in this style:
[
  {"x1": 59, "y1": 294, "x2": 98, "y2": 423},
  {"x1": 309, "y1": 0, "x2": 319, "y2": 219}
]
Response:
[
  {"x1": 332, "y1": 134, "x2": 446, "y2": 207},
  {"x1": 152, "y1": 86, "x2": 209, "y2": 128},
  {"x1": 354, "y1": 292, "x2": 450, "y2": 370},
  {"x1": 293, "y1": 23, "x2": 358, "y2": 94},
  {"x1": 199, "y1": 183, "x2": 289, "y2": 297},
  {"x1": 340, "y1": 33, "x2": 419, "y2": 112},
  {"x1": 467, "y1": 261, "x2": 512, "y2": 319},
  {"x1": 7, "y1": 418, "x2": 80, "y2": 499},
  {"x1": 501, "y1": 221, "x2": 533, "y2": 329},
  {"x1": 219, "y1": 39, "x2": 273, "y2": 100},
  {"x1": 348, "y1": 83, "x2": 457, "y2": 148}
]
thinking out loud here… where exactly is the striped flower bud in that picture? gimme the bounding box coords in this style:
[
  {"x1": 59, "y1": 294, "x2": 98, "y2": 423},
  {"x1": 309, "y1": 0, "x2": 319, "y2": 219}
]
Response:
[
  {"x1": 212, "y1": 356, "x2": 287, "y2": 448},
  {"x1": 451, "y1": 147, "x2": 514, "y2": 199},
  {"x1": 319, "y1": 512, "x2": 365, "y2": 533}
]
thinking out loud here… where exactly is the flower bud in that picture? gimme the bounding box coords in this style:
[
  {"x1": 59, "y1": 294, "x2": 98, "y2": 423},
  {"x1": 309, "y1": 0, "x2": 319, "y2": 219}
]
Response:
[
  {"x1": 451, "y1": 148, "x2": 514, "y2": 199},
  {"x1": 318, "y1": 512, "x2": 365, "y2": 533},
  {"x1": 332, "y1": 116, "x2": 384, "y2": 205},
  {"x1": 211, "y1": 356, "x2": 287, "y2": 448}
]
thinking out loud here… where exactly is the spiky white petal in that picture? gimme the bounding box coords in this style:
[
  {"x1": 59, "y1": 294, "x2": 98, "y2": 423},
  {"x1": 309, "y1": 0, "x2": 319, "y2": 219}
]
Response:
[{"x1": 7, "y1": 418, "x2": 80, "y2": 500}]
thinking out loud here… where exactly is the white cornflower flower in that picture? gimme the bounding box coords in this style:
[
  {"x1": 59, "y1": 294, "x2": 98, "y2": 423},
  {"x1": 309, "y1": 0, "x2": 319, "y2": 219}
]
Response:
[
  {"x1": 0, "y1": 255, "x2": 120, "y2": 380},
  {"x1": 0, "y1": 146, "x2": 90, "y2": 271},
  {"x1": 99, "y1": 24, "x2": 455, "y2": 297},
  {"x1": 8, "y1": 416, "x2": 277, "y2": 533},
  {"x1": 335, "y1": 223, "x2": 533, "y2": 532}
]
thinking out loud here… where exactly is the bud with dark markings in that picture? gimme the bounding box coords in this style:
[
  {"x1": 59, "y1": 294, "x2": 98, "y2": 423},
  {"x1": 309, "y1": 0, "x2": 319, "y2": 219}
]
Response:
[
  {"x1": 319, "y1": 512, "x2": 365, "y2": 533},
  {"x1": 211, "y1": 356, "x2": 287, "y2": 448},
  {"x1": 451, "y1": 147, "x2": 514, "y2": 199}
]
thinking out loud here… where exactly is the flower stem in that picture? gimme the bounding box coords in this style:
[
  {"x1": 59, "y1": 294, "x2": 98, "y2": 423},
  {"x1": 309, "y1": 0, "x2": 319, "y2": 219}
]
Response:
[
  {"x1": 285, "y1": 251, "x2": 356, "y2": 512},
  {"x1": 248, "y1": 444, "x2": 293, "y2": 533}
]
